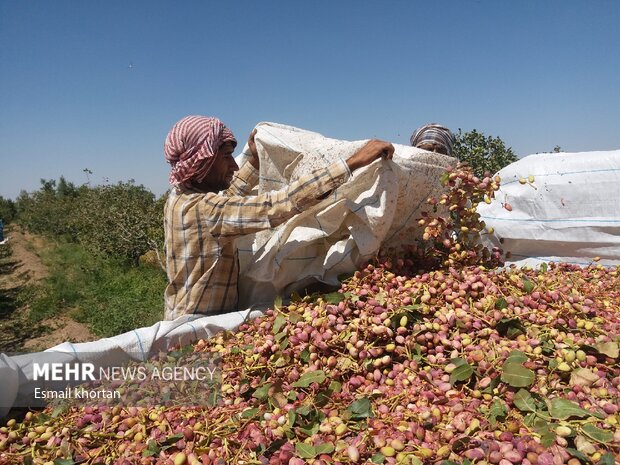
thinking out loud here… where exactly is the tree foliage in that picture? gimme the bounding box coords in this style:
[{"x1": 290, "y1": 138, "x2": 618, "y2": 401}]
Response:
[
  {"x1": 452, "y1": 129, "x2": 518, "y2": 177},
  {"x1": 70, "y1": 182, "x2": 165, "y2": 264},
  {"x1": 0, "y1": 196, "x2": 16, "y2": 223},
  {"x1": 15, "y1": 177, "x2": 165, "y2": 265}
]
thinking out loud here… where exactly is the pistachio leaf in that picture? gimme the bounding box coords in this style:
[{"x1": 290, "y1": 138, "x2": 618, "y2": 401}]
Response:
[
  {"x1": 533, "y1": 423, "x2": 557, "y2": 447},
  {"x1": 449, "y1": 358, "x2": 474, "y2": 384},
  {"x1": 295, "y1": 443, "x2": 316, "y2": 459},
  {"x1": 600, "y1": 452, "x2": 617, "y2": 465},
  {"x1": 594, "y1": 342, "x2": 619, "y2": 359},
  {"x1": 548, "y1": 398, "x2": 604, "y2": 420},
  {"x1": 315, "y1": 442, "x2": 335, "y2": 455},
  {"x1": 484, "y1": 398, "x2": 508, "y2": 426},
  {"x1": 292, "y1": 370, "x2": 327, "y2": 388},
  {"x1": 496, "y1": 318, "x2": 526, "y2": 338},
  {"x1": 501, "y1": 362, "x2": 535, "y2": 387},
  {"x1": 252, "y1": 383, "x2": 272, "y2": 400},
  {"x1": 346, "y1": 397, "x2": 373, "y2": 420},
  {"x1": 513, "y1": 389, "x2": 537, "y2": 413},
  {"x1": 570, "y1": 368, "x2": 599, "y2": 387},
  {"x1": 505, "y1": 350, "x2": 529, "y2": 364},
  {"x1": 565, "y1": 448, "x2": 590, "y2": 463},
  {"x1": 370, "y1": 453, "x2": 386, "y2": 464},
  {"x1": 581, "y1": 424, "x2": 614, "y2": 444},
  {"x1": 272, "y1": 314, "x2": 287, "y2": 336},
  {"x1": 240, "y1": 407, "x2": 259, "y2": 419},
  {"x1": 324, "y1": 291, "x2": 345, "y2": 304}
]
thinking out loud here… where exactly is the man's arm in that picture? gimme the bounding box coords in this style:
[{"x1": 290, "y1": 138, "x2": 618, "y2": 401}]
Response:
[
  {"x1": 223, "y1": 129, "x2": 260, "y2": 196},
  {"x1": 192, "y1": 139, "x2": 394, "y2": 239}
]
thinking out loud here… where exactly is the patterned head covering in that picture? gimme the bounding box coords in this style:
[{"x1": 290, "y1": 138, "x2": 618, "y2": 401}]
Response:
[
  {"x1": 410, "y1": 123, "x2": 455, "y2": 156},
  {"x1": 164, "y1": 115, "x2": 237, "y2": 186}
]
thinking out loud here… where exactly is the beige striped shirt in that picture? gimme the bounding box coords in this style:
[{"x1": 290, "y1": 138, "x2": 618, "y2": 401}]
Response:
[{"x1": 164, "y1": 158, "x2": 351, "y2": 319}]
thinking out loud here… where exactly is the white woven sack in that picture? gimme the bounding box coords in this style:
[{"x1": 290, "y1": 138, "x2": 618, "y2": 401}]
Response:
[
  {"x1": 237, "y1": 122, "x2": 455, "y2": 307},
  {"x1": 477, "y1": 150, "x2": 620, "y2": 268}
]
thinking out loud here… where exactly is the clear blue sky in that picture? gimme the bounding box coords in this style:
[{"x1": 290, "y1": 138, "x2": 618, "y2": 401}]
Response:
[{"x1": 1, "y1": 0, "x2": 619, "y2": 200}]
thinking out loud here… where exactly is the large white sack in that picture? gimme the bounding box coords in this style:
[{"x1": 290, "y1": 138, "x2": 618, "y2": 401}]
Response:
[
  {"x1": 477, "y1": 150, "x2": 620, "y2": 268},
  {"x1": 0, "y1": 308, "x2": 265, "y2": 417},
  {"x1": 236, "y1": 122, "x2": 455, "y2": 308}
]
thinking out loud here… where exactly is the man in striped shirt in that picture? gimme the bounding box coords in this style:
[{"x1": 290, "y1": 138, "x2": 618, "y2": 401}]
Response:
[{"x1": 163, "y1": 115, "x2": 394, "y2": 320}]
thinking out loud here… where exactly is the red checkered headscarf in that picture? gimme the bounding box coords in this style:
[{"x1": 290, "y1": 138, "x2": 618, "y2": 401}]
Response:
[{"x1": 164, "y1": 115, "x2": 237, "y2": 186}]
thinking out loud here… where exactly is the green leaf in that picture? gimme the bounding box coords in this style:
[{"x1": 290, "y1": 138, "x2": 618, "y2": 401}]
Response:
[
  {"x1": 402, "y1": 304, "x2": 423, "y2": 313},
  {"x1": 324, "y1": 291, "x2": 345, "y2": 304},
  {"x1": 298, "y1": 422, "x2": 320, "y2": 437},
  {"x1": 292, "y1": 370, "x2": 327, "y2": 388},
  {"x1": 51, "y1": 402, "x2": 69, "y2": 418},
  {"x1": 252, "y1": 383, "x2": 272, "y2": 400},
  {"x1": 315, "y1": 442, "x2": 335, "y2": 455},
  {"x1": 315, "y1": 391, "x2": 331, "y2": 407},
  {"x1": 501, "y1": 362, "x2": 535, "y2": 387},
  {"x1": 494, "y1": 297, "x2": 508, "y2": 309},
  {"x1": 565, "y1": 448, "x2": 590, "y2": 463},
  {"x1": 548, "y1": 398, "x2": 604, "y2": 420},
  {"x1": 296, "y1": 405, "x2": 312, "y2": 417},
  {"x1": 295, "y1": 442, "x2": 316, "y2": 459},
  {"x1": 449, "y1": 358, "x2": 474, "y2": 384},
  {"x1": 34, "y1": 413, "x2": 52, "y2": 424},
  {"x1": 581, "y1": 424, "x2": 614, "y2": 444},
  {"x1": 300, "y1": 349, "x2": 310, "y2": 363},
  {"x1": 505, "y1": 350, "x2": 529, "y2": 364},
  {"x1": 142, "y1": 440, "x2": 161, "y2": 457},
  {"x1": 162, "y1": 434, "x2": 184, "y2": 445},
  {"x1": 288, "y1": 409, "x2": 296, "y2": 427},
  {"x1": 370, "y1": 453, "x2": 386, "y2": 464},
  {"x1": 496, "y1": 318, "x2": 526, "y2": 338},
  {"x1": 523, "y1": 413, "x2": 538, "y2": 427},
  {"x1": 273, "y1": 295, "x2": 282, "y2": 310},
  {"x1": 328, "y1": 381, "x2": 342, "y2": 393},
  {"x1": 538, "y1": 425, "x2": 557, "y2": 448},
  {"x1": 241, "y1": 407, "x2": 259, "y2": 419},
  {"x1": 594, "y1": 341, "x2": 619, "y2": 358},
  {"x1": 346, "y1": 397, "x2": 373, "y2": 420},
  {"x1": 570, "y1": 368, "x2": 599, "y2": 387},
  {"x1": 600, "y1": 452, "x2": 616, "y2": 465},
  {"x1": 513, "y1": 389, "x2": 538, "y2": 413},
  {"x1": 522, "y1": 278, "x2": 535, "y2": 293},
  {"x1": 484, "y1": 398, "x2": 508, "y2": 426},
  {"x1": 540, "y1": 262, "x2": 548, "y2": 273},
  {"x1": 272, "y1": 314, "x2": 287, "y2": 336}
]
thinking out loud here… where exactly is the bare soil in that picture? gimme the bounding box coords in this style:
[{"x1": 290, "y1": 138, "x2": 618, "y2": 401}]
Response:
[{"x1": 0, "y1": 226, "x2": 95, "y2": 353}]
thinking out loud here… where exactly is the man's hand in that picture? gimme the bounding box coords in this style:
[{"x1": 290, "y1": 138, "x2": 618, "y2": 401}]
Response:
[
  {"x1": 346, "y1": 139, "x2": 395, "y2": 172},
  {"x1": 247, "y1": 129, "x2": 259, "y2": 169}
]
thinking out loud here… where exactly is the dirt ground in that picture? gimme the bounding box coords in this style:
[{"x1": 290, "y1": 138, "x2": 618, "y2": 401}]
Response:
[{"x1": 0, "y1": 226, "x2": 95, "y2": 353}]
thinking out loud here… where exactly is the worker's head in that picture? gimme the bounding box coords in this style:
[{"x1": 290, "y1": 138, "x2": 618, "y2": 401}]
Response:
[
  {"x1": 165, "y1": 115, "x2": 238, "y2": 192},
  {"x1": 410, "y1": 123, "x2": 455, "y2": 156}
]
